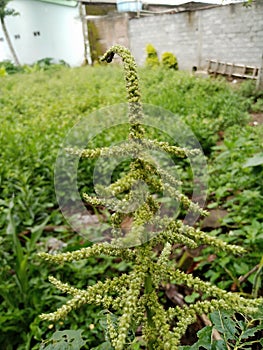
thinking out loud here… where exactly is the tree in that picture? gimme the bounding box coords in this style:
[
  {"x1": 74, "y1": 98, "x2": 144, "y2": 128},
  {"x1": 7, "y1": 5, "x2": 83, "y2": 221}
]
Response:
[{"x1": 0, "y1": 0, "x2": 20, "y2": 65}]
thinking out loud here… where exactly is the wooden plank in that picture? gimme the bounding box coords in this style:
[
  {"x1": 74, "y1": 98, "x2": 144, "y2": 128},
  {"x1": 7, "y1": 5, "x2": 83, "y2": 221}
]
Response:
[
  {"x1": 228, "y1": 62, "x2": 234, "y2": 77},
  {"x1": 206, "y1": 59, "x2": 259, "y2": 80}
]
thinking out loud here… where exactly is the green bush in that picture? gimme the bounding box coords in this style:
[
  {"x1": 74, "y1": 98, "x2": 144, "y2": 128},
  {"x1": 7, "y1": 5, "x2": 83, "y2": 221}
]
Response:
[
  {"x1": 0, "y1": 65, "x2": 126, "y2": 349},
  {"x1": 145, "y1": 43, "x2": 159, "y2": 68},
  {"x1": 198, "y1": 124, "x2": 263, "y2": 293},
  {"x1": 161, "y1": 51, "x2": 178, "y2": 70},
  {"x1": 141, "y1": 69, "x2": 250, "y2": 154},
  {"x1": 0, "y1": 59, "x2": 23, "y2": 74},
  {"x1": 0, "y1": 58, "x2": 69, "y2": 75}
]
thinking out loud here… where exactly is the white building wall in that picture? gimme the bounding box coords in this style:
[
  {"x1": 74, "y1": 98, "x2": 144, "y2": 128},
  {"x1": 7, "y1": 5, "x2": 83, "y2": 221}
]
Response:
[{"x1": 0, "y1": 0, "x2": 85, "y2": 66}]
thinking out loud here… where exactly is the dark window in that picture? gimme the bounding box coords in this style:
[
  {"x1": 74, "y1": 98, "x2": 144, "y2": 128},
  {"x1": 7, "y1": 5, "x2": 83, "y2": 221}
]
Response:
[
  {"x1": 0, "y1": 37, "x2": 4, "y2": 42},
  {"x1": 14, "y1": 34, "x2": 21, "y2": 39},
  {"x1": 33, "y1": 31, "x2": 41, "y2": 36}
]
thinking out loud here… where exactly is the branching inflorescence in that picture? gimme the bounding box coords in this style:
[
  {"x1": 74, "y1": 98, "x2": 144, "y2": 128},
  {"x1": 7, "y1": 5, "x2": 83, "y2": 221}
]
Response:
[{"x1": 39, "y1": 45, "x2": 262, "y2": 349}]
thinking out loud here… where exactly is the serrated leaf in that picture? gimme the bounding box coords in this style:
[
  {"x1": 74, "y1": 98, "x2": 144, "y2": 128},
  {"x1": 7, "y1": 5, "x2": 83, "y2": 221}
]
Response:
[
  {"x1": 196, "y1": 326, "x2": 213, "y2": 347},
  {"x1": 211, "y1": 340, "x2": 228, "y2": 350},
  {"x1": 240, "y1": 325, "x2": 263, "y2": 339},
  {"x1": 210, "y1": 311, "x2": 237, "y2": 340},
  {"x1": 185, "y1": 326, "x2": 213, "y2": 350}
]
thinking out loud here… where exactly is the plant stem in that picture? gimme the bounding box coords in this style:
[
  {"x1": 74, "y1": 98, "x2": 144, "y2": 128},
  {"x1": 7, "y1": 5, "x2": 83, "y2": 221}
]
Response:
[{"x1": 252, "y1": 255, "x2": 263, "y2": 298}]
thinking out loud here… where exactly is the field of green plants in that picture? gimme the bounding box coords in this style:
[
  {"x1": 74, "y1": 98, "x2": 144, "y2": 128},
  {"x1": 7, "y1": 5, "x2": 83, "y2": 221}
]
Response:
[{"x1": 0, "y1": 62, "x2": 262, "y2": 349}]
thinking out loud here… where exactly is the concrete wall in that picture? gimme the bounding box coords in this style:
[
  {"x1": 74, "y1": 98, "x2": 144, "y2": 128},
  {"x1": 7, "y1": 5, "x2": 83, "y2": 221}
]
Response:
[
  {"x1": 0, "y1": 0, "x2": 85, "y2": 66},
  {"x1": 129, "y1": 1, "x2": 263, "y2": 70},
  {"x1": 88, "y1": 13, "x2": 129, "y2": 62}
]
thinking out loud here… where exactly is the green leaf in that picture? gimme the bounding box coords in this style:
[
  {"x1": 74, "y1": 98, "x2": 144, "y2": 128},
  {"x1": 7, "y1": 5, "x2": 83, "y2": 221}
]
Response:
[
  {"x1": 195, "y1": 326, "x2": 213, "y2": 349},
  {"x1": 207, "y1": 202, "x2": 219, "y2": 209},
  {"x1": 184, "y1": 292, "x2": 200, "y2": 303},
  {"x1": 211, "y1": 340, "x2": 228, "y2": 350},
  {"x1": 243, "y1": 153, "x2": 263, "y2": 167},
  {"x1": 210, "y1": 311, "x2": 237, "y2": 340},
  {"x1": 42, "y1": 330, "x2": 86, "y2": 349},
  {"x1": 240, "y1": 325, "x2": 263, "y2": 339},
  {"x1": 180, "y1": 326, "x2": 213, "y2": 350}
]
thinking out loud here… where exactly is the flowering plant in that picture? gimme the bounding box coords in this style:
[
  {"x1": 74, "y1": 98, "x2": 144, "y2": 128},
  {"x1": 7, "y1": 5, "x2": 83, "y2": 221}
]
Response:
[{"x1": 39, "y1": 45, "x2": 262, "y2": 349}]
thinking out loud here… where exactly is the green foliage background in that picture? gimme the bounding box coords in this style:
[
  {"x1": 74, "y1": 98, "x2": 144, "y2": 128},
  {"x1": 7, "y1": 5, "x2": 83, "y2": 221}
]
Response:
[{"x1": 0, "y1": 64, "x2": 262, "y2": 349}]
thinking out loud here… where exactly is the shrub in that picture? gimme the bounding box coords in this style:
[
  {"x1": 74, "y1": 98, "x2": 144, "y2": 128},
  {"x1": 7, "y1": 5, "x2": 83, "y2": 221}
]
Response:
[
  {"x1": 161, "y1": 52, "x2": 178, "y2": 70},
  {"x1": 145, "y1": 43, "x2": 159, "y2": 68},
  {"x1": 0, "y1": 58, "x2": 69, "y2": 75},
  {"x1": 0, "y1": 59, "x2": 23, "y2": 74}
]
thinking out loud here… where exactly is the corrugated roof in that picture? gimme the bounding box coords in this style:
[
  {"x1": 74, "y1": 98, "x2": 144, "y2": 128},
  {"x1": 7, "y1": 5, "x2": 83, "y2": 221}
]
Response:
[{"x1": 38, "y1": 0, "x2": 78, "y2": 7}]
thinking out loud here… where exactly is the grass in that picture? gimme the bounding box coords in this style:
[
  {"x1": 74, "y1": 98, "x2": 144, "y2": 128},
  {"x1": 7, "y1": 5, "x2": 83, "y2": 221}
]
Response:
[{"x1": 0, "y1": 64, "x2": 262, "y2": 349}]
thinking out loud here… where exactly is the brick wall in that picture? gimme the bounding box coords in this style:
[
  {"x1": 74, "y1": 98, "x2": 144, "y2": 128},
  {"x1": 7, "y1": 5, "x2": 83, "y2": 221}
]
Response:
[{"x1": 129, "y1": 1, "x2": 263, "y2": 70}]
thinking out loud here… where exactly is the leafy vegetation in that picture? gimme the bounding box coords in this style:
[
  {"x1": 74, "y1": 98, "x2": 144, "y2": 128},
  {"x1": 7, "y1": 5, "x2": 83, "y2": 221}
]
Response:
[
  {"x1": 161, "y1": 52, "x2": 178, "y2": 70},
  {"x1": 145, "y1": 44, "x2": 160, "y2": 68},
  {"x1": 0, "y1": 59, "x2": 262, "y2": 349},
  {"x1": 180, "y1": 310, "x2": 263, "y2": 350},
  {"x1": 0, "y1": 58, "x2": 69, "y2": 76}
]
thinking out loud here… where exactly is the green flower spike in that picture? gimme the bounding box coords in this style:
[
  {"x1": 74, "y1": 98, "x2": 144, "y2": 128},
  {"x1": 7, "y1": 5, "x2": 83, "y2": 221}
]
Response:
[{"x1": 39, "y1": 45, "x2": 262, "y2": 350}]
